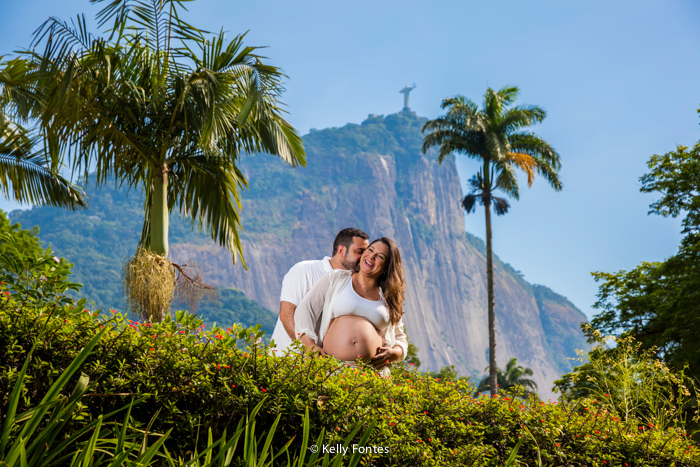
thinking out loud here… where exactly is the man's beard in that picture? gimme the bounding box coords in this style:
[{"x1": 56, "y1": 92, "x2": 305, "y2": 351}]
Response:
[{"x1": 340, "y1": 257, "x2": 360, "y2": 272}]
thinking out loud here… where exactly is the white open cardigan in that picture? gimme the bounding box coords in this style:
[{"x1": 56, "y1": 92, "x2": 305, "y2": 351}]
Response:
[{"x1": 294, "y1": 269, "x2": 408, "y2": 361}]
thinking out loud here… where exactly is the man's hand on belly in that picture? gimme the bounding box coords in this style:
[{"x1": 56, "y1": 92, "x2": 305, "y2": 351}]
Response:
[{"x1": 370, "y1": 345, "x2": 402, "y2": 370}]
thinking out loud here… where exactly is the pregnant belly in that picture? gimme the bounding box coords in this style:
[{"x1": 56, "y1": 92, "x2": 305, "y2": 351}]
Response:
[{"x1": 322, "y1": 315, "x2": 383, "y2": 361}]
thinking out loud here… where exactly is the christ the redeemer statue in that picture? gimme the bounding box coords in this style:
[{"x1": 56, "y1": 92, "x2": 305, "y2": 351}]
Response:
[{"x1": 399, "y1": 84, "x2": 416, "y2": 111}]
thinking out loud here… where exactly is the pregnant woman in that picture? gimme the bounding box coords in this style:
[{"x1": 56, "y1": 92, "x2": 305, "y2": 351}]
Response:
[{"x1": 295, "y1": 237, "x2": 408, "y2": 371}]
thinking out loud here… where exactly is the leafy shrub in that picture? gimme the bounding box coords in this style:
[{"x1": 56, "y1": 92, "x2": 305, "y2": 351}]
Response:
[
  {"x1": 1, "y1": 338, "x2": 373, "y2": 467},
  {"x1": 554, "y1": 324, "x2": 700, "y2": 436},
  {"x1": 3, "y1": 300, "x2": 700, "y2": 465},
  {"x1": 1, "y1": 242, "x2": 699, "y2": 465}
]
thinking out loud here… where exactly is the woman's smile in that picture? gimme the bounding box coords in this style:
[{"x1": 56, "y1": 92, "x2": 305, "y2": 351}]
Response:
[{"x1": 360, "y1": 242, "x2": 388, "y2": 275}]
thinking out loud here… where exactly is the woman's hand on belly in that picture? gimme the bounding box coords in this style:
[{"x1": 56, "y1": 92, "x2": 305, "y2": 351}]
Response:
[
  {"x1": 370, "y1": 345, "x2": 403, "y2": 370},
  {"x1": 322, "y1": 315, "x2": 383, "y2": 362}
]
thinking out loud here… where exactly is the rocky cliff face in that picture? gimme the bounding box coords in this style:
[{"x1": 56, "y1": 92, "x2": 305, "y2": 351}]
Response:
[{"x1": 170, "y1": 111, "x2": 589, "y2": 398}]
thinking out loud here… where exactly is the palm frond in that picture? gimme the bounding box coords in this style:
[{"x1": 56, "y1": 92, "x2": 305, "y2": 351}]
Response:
[
  {"x1": 167, "y1": 155, "x2": 248, "y2": 266},
  {"x1": 509, "y1": 131, "x2": 561, "y2": 168},
  {"x1": 507, "y1": 152, "x2": 537, "y2": 187},
  {"x1": 93, "y1": 0, "x2": 204, "y2": 55},
  {"x1": 509, "y1": 132, "x2": 562, "y2": 191},
  {"x1": 31, "y1": 14, "x2": 96, "y2": 64},
  {"x1": 461, "y1": 194, "x2": 479, "y2": 214},
  {"x1": 0, "y1": 117, "x2": 87, "y2": 209},
  {"x1": 498, "y1": 105, "x2": 546, "y2": 135},
  {"x1": 492, "y1": 196, "x2": 510, "y2": 216},
  {"x1": 493, "y1": 163, "x2": 519, "y2": 200}
]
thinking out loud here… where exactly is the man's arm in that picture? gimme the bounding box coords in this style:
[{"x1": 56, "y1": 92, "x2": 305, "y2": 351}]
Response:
[{"x1": 279, "y1": 301, "x2": 297, "y2": 340}]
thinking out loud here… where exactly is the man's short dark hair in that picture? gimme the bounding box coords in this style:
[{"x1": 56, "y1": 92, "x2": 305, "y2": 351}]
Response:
[{"x1": 332, "y1": 228, "x2": 369, "y2": 256}]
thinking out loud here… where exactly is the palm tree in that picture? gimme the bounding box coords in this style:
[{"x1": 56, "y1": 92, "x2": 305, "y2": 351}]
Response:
[
  {"x1": 422, "y1": 86, "x2": 561, "y2": 395},
  {"x1": 3, "y1": 0, "x2": 305, "y2": 320},
  {"x1": 476, "y1": 357, "x2": 538, "y2": 396}
]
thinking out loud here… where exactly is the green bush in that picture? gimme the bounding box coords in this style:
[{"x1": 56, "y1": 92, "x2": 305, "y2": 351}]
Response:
[
  {"x1": 1, "y1": 242, "x2": 699, "y2": 465},
  {"x1": 3, "y1": 305, "x2": 700, "y2": 465},
  {"x1": 554, "y1": 324, "x2": 700, "y2": 437},
  {"x1": 1, "y1": 340, "x2": 373, "y2": 467}
]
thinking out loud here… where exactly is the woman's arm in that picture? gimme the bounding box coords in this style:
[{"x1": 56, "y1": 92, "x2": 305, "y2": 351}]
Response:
[
  {"x1": 392, "y1": 317, "x2": 408, "y2": 361},
  {"x1": 294, "y1": 272, "x2": 333, "y2": 352}
]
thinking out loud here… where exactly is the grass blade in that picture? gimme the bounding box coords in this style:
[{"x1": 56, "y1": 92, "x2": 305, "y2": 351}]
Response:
[
  {"x1": 79, "y1": 415, "x2": 103, "y2": 467},
  {"x1": 0, "y1": 343, "x2": 36, "y2": 456},
  {"x1": 18, "y1": 327, "x2": 107, "y2": 442},
  {"x1": 346, "y1": 420, "x2": 376, "y2": 467}
]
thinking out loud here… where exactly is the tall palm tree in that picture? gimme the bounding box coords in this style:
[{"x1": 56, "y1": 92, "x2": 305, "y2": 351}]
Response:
[
  {"x1": 422, "y1": 86, "x2": 561, "y2": 395},
  {"x1": 476, "y1": 357, "x2": 538, "y2": 396},
  {"x1": 3, "y1": 0, "x2": 305, "y2": 320}
]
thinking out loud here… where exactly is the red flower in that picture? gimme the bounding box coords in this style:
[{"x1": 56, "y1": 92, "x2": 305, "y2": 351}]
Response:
[{"x1": 261, "y1": 388, "x2": 267, "y2": 392}]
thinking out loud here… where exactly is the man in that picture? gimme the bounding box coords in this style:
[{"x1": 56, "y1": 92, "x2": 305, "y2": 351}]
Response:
[{"x1": 270, "y1": 227, "x2": 369, "y2": 353}]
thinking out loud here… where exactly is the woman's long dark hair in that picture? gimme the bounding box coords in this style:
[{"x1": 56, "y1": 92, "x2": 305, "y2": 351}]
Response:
[{"x1": 373, "y1": 237, "x2": 406, "y2": 325}]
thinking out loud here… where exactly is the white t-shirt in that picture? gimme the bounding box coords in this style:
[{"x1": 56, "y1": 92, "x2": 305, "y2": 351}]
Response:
[
  {"x1": 270, "y1": 256, "x2": 333, "y2": 352},
  {"x1": 333, "y1": 279, "x2": 390, "y2": 332}
]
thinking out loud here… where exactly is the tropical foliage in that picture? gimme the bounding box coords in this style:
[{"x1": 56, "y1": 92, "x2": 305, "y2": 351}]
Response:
[
  {"x1": 1, "y1": 267, "x2": 697, "y2": 465},
  {"x1": 0, "y1": 0, "x2": 305, "y2": 321},
  {"x1": 588, "y1": 140, "x2": 700, "y2": 376},
  {"x1": 422, "y1": 86, "x2": 562, "y2": 394},
  {"x1": 477, "y1": 358, "x2": 538, "y2": 396},
  {"x1": 0, "y1": 210, "x2": 43, "y2": 260},
  {"x1": 554, "y1": 325, "x2": 700, "y2": 437},
  {"x1": 2, "y1": 342, "x2": 374, "y2": 467},
  {"x1": 0, "y1": 100, "x2": 86, "y2": 210}
]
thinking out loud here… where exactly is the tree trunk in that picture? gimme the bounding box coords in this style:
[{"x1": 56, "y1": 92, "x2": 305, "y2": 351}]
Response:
[
  {"x1": 485, "y1": 192, "x2": 497, "y2": 396},
  {"x1": 151, "y1": 167, "x2": 169, "y2": 256}
]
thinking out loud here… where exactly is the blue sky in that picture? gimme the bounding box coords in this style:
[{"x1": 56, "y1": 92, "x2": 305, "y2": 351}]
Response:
[{"x1": 1, "y1": 0, "x2": 699, "y2": 318}]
